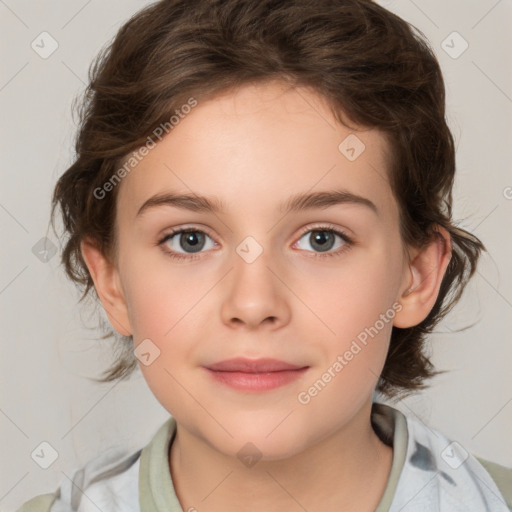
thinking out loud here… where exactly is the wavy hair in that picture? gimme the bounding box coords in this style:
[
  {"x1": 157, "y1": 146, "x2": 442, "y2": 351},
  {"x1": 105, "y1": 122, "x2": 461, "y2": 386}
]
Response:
[{"x1": 50, "y1": 0, "x2": 485, "y2": 398}]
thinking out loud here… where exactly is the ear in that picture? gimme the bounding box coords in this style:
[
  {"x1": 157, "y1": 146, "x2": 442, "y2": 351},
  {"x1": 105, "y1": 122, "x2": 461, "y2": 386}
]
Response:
[
  {"x1": 393, "y1": 225, "x2": 452, "y2": 328},
  {"x1": 80, "y1": 237, "x2": 132, "y2": 337}
]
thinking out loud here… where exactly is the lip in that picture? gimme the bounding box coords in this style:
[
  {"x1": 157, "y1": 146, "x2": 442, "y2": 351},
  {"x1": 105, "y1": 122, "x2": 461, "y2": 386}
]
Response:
[
  {"x1": 203, "y1": 358, "x2": 309, "y2": 392},
  {"x1": 205, "y1": 357, "x2": 306, "y2": 372}
]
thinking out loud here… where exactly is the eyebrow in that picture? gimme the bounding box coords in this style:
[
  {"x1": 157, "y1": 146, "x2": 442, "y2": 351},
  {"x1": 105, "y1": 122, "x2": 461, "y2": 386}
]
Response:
[{"x1": 135, "y1": 189, "x2": 379, "y2": 218}]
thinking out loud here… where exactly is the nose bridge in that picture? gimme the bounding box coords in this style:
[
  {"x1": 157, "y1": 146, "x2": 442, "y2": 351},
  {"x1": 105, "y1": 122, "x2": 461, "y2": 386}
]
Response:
[
  {"x1": 220, "y1": 232, "x2": 290, "y2": 328},
  {"x1": 232, "y1": 233, "x2": 278, "y2": 296}
]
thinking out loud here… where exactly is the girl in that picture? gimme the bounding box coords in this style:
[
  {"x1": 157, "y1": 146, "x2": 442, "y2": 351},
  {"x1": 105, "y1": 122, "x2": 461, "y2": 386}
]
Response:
[{"x1": 17, "y1": 0, "x2": 512, "y2": 510}]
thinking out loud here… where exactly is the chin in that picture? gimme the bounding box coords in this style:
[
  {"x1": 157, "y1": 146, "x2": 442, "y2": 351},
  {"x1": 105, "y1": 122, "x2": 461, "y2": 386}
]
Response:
[{"x1": 224, "y1": 421, "x2": 310, "y2": 461}]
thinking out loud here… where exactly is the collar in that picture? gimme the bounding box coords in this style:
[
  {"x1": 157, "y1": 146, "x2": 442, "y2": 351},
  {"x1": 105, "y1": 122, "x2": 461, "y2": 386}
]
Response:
[{"x1": 137, "y1": 402, "x2": 409, "y2": 512}]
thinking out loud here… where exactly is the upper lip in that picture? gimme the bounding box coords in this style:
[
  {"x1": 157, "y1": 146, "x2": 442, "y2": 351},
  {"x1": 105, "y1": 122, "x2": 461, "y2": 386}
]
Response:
[{"x1": 205, "y1": 358, "x2": 308, "y2": 373}]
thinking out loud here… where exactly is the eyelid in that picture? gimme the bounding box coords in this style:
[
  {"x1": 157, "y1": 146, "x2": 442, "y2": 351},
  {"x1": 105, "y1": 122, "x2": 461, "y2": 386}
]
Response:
[
  {"x1": 295, "y1": 222, "x2": 352, "y2": 239},
  {"x1": 157, "y1": 222, "x2": 354, "y2": 260},
  {"x1": 156, "y1": 225, "x2": 218, "y2": 249},
  {"x1": 158, "y1": 224, "x2": 217, "y2": 242},
  {"x1": 158, "y1": 222, "x2": 352, "y2": 244}
]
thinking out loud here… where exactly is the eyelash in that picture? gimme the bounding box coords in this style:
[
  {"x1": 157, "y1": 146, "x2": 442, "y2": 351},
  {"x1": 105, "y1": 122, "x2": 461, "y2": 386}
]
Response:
[{"x1": 156, "y1": 224, "x2": 354, "y2": 261}]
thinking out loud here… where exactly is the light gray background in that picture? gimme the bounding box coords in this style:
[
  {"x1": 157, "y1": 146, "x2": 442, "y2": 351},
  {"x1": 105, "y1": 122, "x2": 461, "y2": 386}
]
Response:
[{"x1": 1, "y1": 0, "x2": 511, "y2": 510}]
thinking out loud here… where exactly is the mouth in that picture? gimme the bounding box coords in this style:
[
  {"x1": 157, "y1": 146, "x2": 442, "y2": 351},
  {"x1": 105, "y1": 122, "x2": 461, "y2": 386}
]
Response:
[{"x1": 203, "y1": 357, "x2": 309, "y2": 392}]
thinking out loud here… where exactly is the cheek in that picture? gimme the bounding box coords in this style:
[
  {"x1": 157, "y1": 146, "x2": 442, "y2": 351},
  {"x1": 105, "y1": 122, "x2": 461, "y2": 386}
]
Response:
[
  {"x1": 301, "y1": 248, "x2": 399, "y2": 335},
  {"x1": 120, "y1": 249, "x2": 205, "y2": 338},
  {"x1": 121, "y1": 255, "x2": 210, "y2": 374},
  {"x1": 296, "y1": 250, "x2": 397, "y2": 391},
  {"x1": 298, "y1": 292, "x2": 393, "y2": 419}
]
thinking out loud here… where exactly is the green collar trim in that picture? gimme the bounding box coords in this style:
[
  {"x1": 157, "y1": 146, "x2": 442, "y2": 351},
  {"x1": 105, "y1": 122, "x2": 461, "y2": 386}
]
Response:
[{"x1": 138, "y1": 403, "x2": 408, "y2": 512}]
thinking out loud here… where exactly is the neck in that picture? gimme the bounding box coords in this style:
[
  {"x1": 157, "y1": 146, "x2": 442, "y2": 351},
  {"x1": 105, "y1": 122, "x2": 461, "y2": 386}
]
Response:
[{"x1": 168, "y1": 401, "x2": 394, "y2": 512}]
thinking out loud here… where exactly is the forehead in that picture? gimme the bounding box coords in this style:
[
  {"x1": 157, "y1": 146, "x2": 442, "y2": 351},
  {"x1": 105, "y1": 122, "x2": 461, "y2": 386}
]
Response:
[{"x1": 116, "y1": 81, "x2": 396, "y2": 223}]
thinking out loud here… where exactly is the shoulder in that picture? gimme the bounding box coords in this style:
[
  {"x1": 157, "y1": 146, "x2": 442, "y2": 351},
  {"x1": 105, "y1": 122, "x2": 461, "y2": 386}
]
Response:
[
  {"x1": 14, "y1": 417, "x2": 176, "y2": 512},
  {"x1": 404, "y1": 411, "x2": 512, "y2": 511},
  {"x1": 376, "y1": 402, "x2": 512, "y2": 511},
  {"x1": 475, "y1": 456, "x2": 512, "y2": 511},
  {"x1": 15, "y1": 492, "x2": 57, "y2": 512},
  {"x1": 15, "y1": 447, "x2": 142, "y2": 512}
]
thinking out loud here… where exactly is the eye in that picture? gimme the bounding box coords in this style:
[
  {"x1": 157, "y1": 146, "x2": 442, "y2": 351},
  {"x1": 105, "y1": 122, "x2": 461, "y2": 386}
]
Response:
[
  {"x1": 157, "y1": 224, "x2": 354, "y2": 261},
  {"x1": 294, "y1": 225, "x2": 353, "y2": 258},
  {"x1": 157, "y1": 228, "x2": 216, "y2": 261}
]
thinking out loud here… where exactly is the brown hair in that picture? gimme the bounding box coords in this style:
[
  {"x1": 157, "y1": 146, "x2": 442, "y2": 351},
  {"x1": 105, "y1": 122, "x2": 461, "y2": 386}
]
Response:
[{"x1": 50, "y1": 0, "x2": 485, "y2": 399}]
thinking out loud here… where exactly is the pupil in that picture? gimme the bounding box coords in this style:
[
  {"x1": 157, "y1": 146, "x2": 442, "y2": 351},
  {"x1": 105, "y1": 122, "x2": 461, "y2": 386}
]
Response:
[
  {"x1": 181, "y1": 232, "x2": 204, "y2": 253},
  {"x1": 311, "y1": 231, "x2": 334, "y2": 252}
]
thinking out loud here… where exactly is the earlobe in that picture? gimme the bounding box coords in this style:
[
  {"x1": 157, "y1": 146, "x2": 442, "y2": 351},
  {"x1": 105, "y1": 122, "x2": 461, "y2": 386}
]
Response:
[
  {"x1": 393, "y1": 226, "x2": 452, "y2": 329},
  {"x1": 80, "y1": 238, "x2": 132, "y2": 337}
]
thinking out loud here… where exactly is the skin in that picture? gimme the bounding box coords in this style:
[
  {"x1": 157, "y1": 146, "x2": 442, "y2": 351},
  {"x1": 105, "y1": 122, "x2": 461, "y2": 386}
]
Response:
[{"x1": 81, "y1": 80, "x2": 452, "y2": 511}]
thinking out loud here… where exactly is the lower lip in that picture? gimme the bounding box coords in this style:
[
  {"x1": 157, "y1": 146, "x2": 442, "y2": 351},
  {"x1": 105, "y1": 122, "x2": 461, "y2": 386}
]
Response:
[{"x1": 204, "y1": 367, "x2": 309, "y2": 392}]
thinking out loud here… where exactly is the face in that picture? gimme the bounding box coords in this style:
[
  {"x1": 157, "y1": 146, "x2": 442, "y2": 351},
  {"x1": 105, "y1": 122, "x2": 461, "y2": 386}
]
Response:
[{"x1": 110, "y1": 80, "x2": 411, "y2": 459}]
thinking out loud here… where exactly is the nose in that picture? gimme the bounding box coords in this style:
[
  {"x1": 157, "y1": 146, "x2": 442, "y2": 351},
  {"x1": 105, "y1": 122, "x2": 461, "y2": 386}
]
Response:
[{"x1": 220, "y1": 247, "x2": 291, "y2": 331}]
